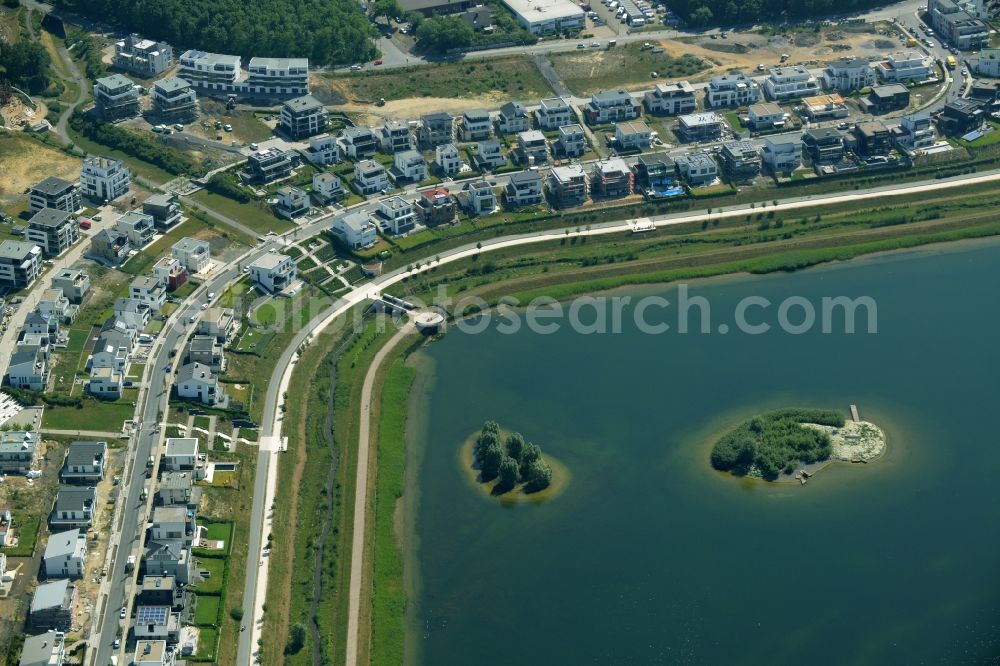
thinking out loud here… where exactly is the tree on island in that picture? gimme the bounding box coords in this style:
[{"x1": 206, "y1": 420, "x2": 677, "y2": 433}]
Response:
[
  {"x1": 710, "y1": 408, "x2": 844, "y2": 480},
  {"x1": 472, "y1": 421, "x2": 552, "y2": 493}
]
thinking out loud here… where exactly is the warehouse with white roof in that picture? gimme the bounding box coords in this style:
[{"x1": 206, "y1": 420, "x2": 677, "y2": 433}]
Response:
[{"x1": 501, "y1": 0, "x2": 584, "y2": 34}]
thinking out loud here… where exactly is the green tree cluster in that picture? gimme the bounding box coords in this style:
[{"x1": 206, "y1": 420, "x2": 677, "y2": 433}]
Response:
[
  {"x1": 69, "y1": 111, "x2": 205, "y2": 176},
  {"x1": 67, "y1": 30, "x2": 107, "y2": 80},
  {"x1": 710, "y1": 408, "x2": 845, "y2": 479},
  {"x1": 0, "y1": 40, "x2": 51, "y2": 94},
  {"x1": 672, "y1": 0, "x2": 884, "y2": 26},
  {"x1": 416, "y1": 16, "x2": 474, "y2": 53},
  {"x1": 51, "y1": 0, "x2": 378, "y2": 66},
  {"x1": 205, "y1": 172, "x2": 252, "y2": 203},
  {"x1": 472, "y1": 421, "x2": 552, "y2": 494}
]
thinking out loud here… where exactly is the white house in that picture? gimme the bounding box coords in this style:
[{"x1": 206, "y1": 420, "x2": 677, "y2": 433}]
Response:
[
  {"x1": 584, "y1": 90, "x2": 640, "y2": 124},
  {"x1": 353, "y1": 160, "x2": 389, "y2": 195},
  {"x1": 274, "y1": 186, "x2": 310, "y2": 220},
  {"x1": 50, "y1": 486, "x2": 96, "y2": 529},
  {"x1": 176, "y1": 363, "x2": 228, "y2": 407},
  {"x1": 60, "y1": 441, "x2": 107, "y2": 484},
  {"x1": 0, "y1": 431, "x2": 40, "y2": 475},
  {"x1": 877, "y1": 51, "x2": 932, "y2": 82},
  {"x1": 163, "y1": 438, "x2": 198, "y2": 472},
  {"x1": 821, "y1": 58, "x2": 876, "y2": 92},
  {"x1": 43, "y1": 528, "x2": 87, "y2": 578},
  {"x1": 460, "y1": 109, "x2": 493, "y2": 141},
  {"x1": 461, "y1": 179, "x2": 497, "y2": 215},
  {"x1": 615, "y1": 121, "x2": 652, "y2": 151},
  {"x1": 130, "y1": 275, "x2": 166, "y2": 312},
  {"x1": 747, "y1": 103, "x2": 788, "y2": 131},
  {"x1": 113, "y1": 297, "x2": 151, "y2": 330},
  {"x1": 393, "y1": 150, "x2": 427, "y2": 182},
  {"x1": 504, "y1": 170, "x2": 545, "y2": 207},
  {"x1": 5, "y1": 347, "x2": 49, "y2": 391},
  {"x1": 706, "y1": 73, "x2": 761, "y2": 108},
  {"x1": 311, "y1": 172, "x2": 345, "y2": 204},
  {"x1": 374, "y1": 197, "x2": 416, "y2": 235},
  {"x1": 435, "y1": 143, "x2": 462, "y2": 176},
  {"x1": 80, "y1": 155, "x2": 130, "y2": 203},
  {"x1": 763, "y1": 66, "x2": 821, "y2": 101},
  {"x1": 170, "y1": 237, "x2": 211, "y2": 274},
  {"x1": 535, "y1": 97, "x2": 573, "y2": 129},
  {"x1": 302, "y1": 134, "x2": 340, "y2": 167},
  {"x1": 248, "y1": 253, "x2": 297, "y2": 293},
  {"x1": 115, "y1": 211, "x2": 155, "y2": 247},
  {"x1": 331, "y1": 211, "x2": 378, "y2": 250},
  {"x1": 497, "y1": 102, "x2": 530, "y2": 134}
]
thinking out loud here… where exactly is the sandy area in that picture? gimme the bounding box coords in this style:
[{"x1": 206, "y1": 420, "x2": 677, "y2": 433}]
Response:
[
  {"x1": 0, "y1": 135, "x2": 79, "y2": 196},
  {"x1": 806, "y1": 420, "x2": 887, "y2": 463}
]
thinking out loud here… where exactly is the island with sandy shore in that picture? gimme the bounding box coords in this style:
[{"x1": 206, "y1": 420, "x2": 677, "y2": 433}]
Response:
[
  {"x1": 711, "y1": 408, "x2": 886, "y2": 482},
  {"x1": 462, "y1": 421, "x2": 569, "y2": 502}
]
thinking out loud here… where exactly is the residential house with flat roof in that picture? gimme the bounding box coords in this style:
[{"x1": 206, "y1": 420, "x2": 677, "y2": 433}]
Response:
[
  {"x1": 27, "y1": 208, "x2": 79, "y2": 257},
  {"x1": 0, "y1": 431, "x2": 40, "y2": 474},
  {"x1": 157, "y1": 471, "x2": 198, "y2": 508},
  {"x1": 340, "y1": 126, "x2": 378, "y2": 159},
  {"x1": 938, "y1": 97, "x2": 987, "y2": 135},
  {"x1": 852, "y1": 120, "x2": 892, "y2": 156},
  {"x1": 279, "y1": 95, "x2": 328, "y2": 139},
  {"x1": 130, "y1": 275, "x2": 166, "y2": 311},
  {"x1": 28, "y1": 176, "x2": 81, "y2": 215},
  {"x1": 801, "y1": 93, "x2": 850, "y2": 121},
  {"x1": 821, "y1": 58, "x2": 876, "y2": 93},
  {"x1": 591, "y1": 159, "x2": 633, "y2": 199},
  {"x1": 676, "y1": 112, "x2": 725, "y2": 142},
  {"x1": 675, "y1": 152, "x2": 719, "y2": 186},
  {"x1": 81, "y1": 155, "x2": 130, "y2": 202},
  {"x1": 763, "y1": 66, "x2": 821, "y2": 101},
  {"x1": 88, "y1": 366, "x2": 123, "y2": 399},
  {"x1": 302, "y1": 134, "x2": 340, "y2": 167},
  {"x1": 471, "y1": 140, "x2": 506, "y2": 171},
  {"x1": 862, "y1": 84, "x2": 910, "y2": 114},
  {"x1": 163, "y1": 438, "x2": 198, "y2": 472},
  {"x1": 196, "y1": 308, "x2": 236, "y2": 342},
  {"x1": 893, "y1": 112, "x2": 937, "y2": 150},
  {"x1": 248, "y1": 253, "x2": 297, "y2": 293},
  {"x1": 133, "y1": 606, "x2": 181, "y2": 642},
  {"x1": 274, "y1": 186, "x2": 310, "y2": 220},
  {"x1": 114, "y1": 34, "x2": 173, "y2": 76},
  {"x1": 719, "y1": 140, "x2": 762, "y2": 181},
  {"x1": 143, "y1": 193, "x2": 182, "y2": 230},
  {"x1": 418, "y1": 112, "x2": 454, "y2": 148},
  {"x1": 517, "y1": 130, "x2": 548, "y2": 164},
  {"x1": 459, "y1": 109, "x2": 493, "y2": 141},
  {"x1": 802, "y1": 127, "x2": 845, "y2": 163},
  {"x1": 187, "y1": 334, "x2": 223, "y2": 370},
  {"x1": 0, "y1": 240, "x2": 42, "y2": 289},
  {"x1": 615, "y1": 120, "x2": 652, "y2": 151},
  {"x1": 151, "y1": 256, "x2": 187, "y2": 291},
  {"x1": 171, "y1": 237, "x2": 210, "y2": 274},
  {"x1": 393, "y1": 149, "x2": 427, "y2": 183},
  {"x1": 535, "y1": 97, "x2": 573, "y2": 130},
  {"x1": 644, "y1": 81, "x2": 696, "y2": 115},
  {"x1": 133, "y1": 638, "x2": 175, "y2": 666},
  {"x1": 18, "y1": 630, "x2": 66, "y2": 666},
  {"x1": 176, "y1": 50, "x2": 240, "y2": 92},
  {"x1": 43, "y1": 528, "x2": 87, "y2": 578},
  {"x1": 312, "y1": 172, "x2": 345, "y2": 205},
  {"x1": 634, "y1": 152, "x2": 676, "y2": 192},
  {"x1": 435, "y1": 143, "x2": 462, "y2": 176},
  {"x1": 381, "y1": 119, "x2": 416, "y2": 154},
  {"x1": 353, "y1": 160, "x2": 389, "y2": 195},
  {"x1": 706, "y1": 72, "x2": 760, "y2": 108},
  {"x1": 504, "y1": 170, "x2": 545, "y2": 207},
  {"x1": 548, "y1": 164, "x2": 589, "y2": 208},
  {"x1": 116, "y1": 211, "x2": 155, "y2": 247},
  {"x1": 374, "y1": 197, "x2": 417, "y2": 235},
  {"x1": 243, "y1": 148, "x2": 296, "y2": 184},
  {"x1": 244, "y1": 56, "x2": 309, "y2": 98},
  {"x1": 553, "y1": 123, "x2": 587, "y2": 158},
  {"x1": 762, "y1": 133, "x2": 802, "y2": 173},
  {"x1": 51, "y1": 268, "x2": 90, "y2": 303},
  {"x1": 584, "y1": 90, "x2": 640, "y2": 124},
  {"x1": 460, "y1": 179, "x2": 497, "y2": 215},
  {"x1": 876, "y1": 51, "x2": 932, "y2": 82},
  {"x1": 331, "y1": 211, "x2": 378, "y2": 249},
  {"x1": 151, "y1": 77, "x2": 197, "y2": 122},
  {"x1": 94, "y1": 74, "x2": 140, "y2": 120}
]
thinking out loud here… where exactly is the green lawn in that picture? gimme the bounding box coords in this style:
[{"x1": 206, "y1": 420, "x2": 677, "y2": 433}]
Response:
[
  {"x1": 201, "y1": 520, "x2": 233, "y2": 545},
  {"x1": 196, "y1": 627, "x2": 219, "y2": 660},
  {"x1": 370, "y1": 357, "x2": 416, "y2": 665},
  {"x1": 42, "y1": 399, "x2": 134, "y2": 432},
  {"x1": 194, "y1": 415, "x2": 211, "y2": 430},
  {"x1": 189, "y1": 189, "x2": 295, "y2": 236},
  {"x1": 194, "y1": 593, "x2": 222, "y2": 626},
  {"x1": 549, "y1": 44, "x2": 706, "y2": 96},
  {"x1": 192, "y1": 556, "x2": 227, "y2": 594}
]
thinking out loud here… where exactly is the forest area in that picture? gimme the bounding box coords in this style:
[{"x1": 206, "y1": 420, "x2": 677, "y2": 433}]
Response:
[{"x1": 52, "y1": 0, "x2": 378, "y2": 65}]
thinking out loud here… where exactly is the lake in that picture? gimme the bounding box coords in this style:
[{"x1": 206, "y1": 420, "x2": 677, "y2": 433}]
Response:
[{"x1": 406, "y1": 240, "x2": 1000, "y2": 665}]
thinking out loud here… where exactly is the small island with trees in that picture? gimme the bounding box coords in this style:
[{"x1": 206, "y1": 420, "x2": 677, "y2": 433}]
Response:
[
  {"x1": 710, "y1": 408, "x2": 886, "y2": 482},
  {"x1": 468, "y1": 421, "x2": 555, "y2": 497}
]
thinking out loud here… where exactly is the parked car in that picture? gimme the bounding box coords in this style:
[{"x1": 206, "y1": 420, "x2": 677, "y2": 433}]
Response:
[{"x1": 119, "y1": 607, "x2": 127, "y2": 619}]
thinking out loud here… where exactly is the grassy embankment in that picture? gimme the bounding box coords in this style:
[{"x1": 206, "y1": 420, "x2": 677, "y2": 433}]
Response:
[{"x1": 328, "y1": 56, "x2": 553, "y2": 102}]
